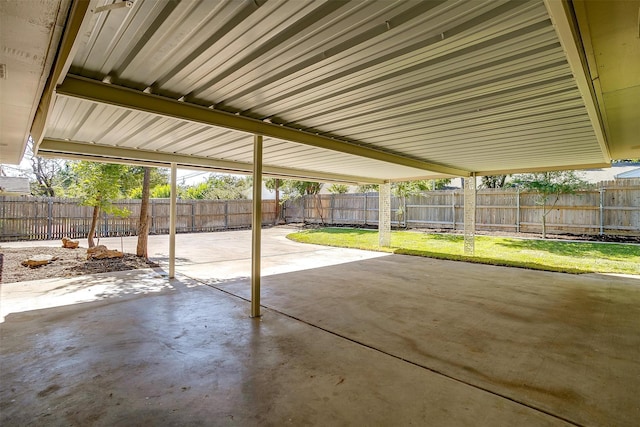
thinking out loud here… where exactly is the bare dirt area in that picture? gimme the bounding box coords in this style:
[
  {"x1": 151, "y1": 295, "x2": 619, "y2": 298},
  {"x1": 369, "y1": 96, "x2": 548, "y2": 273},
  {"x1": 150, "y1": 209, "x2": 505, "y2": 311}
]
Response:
[{"x1": 0, "y1": 246, "x2": 158, "y2": 284}]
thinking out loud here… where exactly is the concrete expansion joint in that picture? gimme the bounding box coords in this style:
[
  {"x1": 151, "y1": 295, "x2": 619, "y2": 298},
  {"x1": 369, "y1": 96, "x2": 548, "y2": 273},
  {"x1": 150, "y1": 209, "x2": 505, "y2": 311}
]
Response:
[{"x1": 186, "y1": 272, "x2": 583, "y2": 427}]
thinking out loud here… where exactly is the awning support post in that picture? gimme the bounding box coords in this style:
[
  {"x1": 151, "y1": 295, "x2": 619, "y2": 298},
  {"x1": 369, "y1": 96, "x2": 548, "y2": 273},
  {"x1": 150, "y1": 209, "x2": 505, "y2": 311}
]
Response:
[
  {"x1": 379, "y1": 181, "x2": 391, "y2": 247},
  {"x1": 251, "y1": 135, "x2": 263, "y2": 318},
  {"x1": 169, "y1": 162, "x2": 177, "y2": 278},
  {"x1": 463, "y1": 174, "x2": 476, "y2": 255}
]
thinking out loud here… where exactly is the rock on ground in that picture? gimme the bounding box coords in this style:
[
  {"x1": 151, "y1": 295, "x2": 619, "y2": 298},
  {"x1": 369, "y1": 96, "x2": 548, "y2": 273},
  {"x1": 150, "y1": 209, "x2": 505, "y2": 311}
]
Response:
[{"x1": 0, "y1": 247, "x2": 158, "y2": 284}]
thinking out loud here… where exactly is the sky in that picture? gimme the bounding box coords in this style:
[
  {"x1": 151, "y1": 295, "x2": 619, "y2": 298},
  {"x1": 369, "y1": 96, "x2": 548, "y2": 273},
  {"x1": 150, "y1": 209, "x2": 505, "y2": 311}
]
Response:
[{"x1": 1, "y1": 156, "x2": 214, "y2": 187}]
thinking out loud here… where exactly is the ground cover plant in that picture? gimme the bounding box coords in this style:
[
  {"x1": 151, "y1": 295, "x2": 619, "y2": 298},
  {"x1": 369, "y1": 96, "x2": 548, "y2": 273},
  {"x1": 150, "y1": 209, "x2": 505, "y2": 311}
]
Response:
[{"x1": 287, "y1": 228, "x2": 640, "y2": 275}]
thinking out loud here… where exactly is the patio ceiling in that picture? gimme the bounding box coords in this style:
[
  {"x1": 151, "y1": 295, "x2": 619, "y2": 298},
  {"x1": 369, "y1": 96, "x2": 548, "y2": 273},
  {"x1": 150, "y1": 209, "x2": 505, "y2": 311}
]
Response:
[{"x1": 2, "y1": 0, "x2": 638, "y2": 183}]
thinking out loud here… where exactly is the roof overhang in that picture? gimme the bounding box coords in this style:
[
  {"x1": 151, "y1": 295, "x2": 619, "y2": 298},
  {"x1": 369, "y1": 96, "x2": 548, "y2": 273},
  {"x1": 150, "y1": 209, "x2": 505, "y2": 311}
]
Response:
[
  {"x1": 0, "y1": 0, "x2": 71, "y2": 164},
  {"x1": 3, "y1": 0, "x2": 637, "y2": 182},
  {"x1": 571, "y1": 0, "x2": 640, "y2": 159}
]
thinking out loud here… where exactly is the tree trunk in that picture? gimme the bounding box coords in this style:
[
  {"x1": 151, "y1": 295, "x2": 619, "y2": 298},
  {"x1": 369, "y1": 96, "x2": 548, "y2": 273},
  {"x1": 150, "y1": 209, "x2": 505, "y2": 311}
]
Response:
[
  {"x1": 136, "y1": 167, "x2": 151, "y2": 257},
  {"x1": 315, "y1": 193, "x2": 325, "y2": 225},
  {"x1": 88, "y1": 204, "x2": 100, "y2": 248}
]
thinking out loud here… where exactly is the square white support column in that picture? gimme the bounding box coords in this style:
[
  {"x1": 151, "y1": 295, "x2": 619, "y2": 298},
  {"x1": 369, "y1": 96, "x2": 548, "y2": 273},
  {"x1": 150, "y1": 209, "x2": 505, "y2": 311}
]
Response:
[
  {"x1": 379, "y1": 181, "x2": 391, "y2": 247},
  {"x1": 169, "y1": 162, "x2": 177, "y2": 278},
  {"x1": 463, "y1": 174, "x2": 476, "y2": 255},
  {"x1": 251, "y1": 135, "x2": 263, "y2": 318}
]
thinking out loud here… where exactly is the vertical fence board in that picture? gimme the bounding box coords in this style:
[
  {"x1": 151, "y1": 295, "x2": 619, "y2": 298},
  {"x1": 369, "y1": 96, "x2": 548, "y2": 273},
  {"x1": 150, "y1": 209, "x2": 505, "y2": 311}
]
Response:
[
  {"x1": 2, "y1": 181, "x2": 639, "y2": 241},
  {"x1": 1, "y1": 197, "x2": 278, "y2": 241},
  {"x1": 280, "y1": 179, "x2": 640, "y2": 237}
]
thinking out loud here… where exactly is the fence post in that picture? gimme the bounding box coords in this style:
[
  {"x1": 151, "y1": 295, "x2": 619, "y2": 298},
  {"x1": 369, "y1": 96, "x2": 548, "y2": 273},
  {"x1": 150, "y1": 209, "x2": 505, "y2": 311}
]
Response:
[
  {"x1": 330, "y1": 194, "x2": 335, "y2": 225},
  {"x1": 151, "y1": 199, "x2": 156, "y2": 234},
  {"x1": 303, "y1": 196, "x2": 307, "y2": 223},
  {"x1": 224, "y1": 200, "x2": 228, "y2": 229},
  {"x1": 34, "y1": 199, "x2": 39, "y2": 240},
  {"x1": 282, "y1": 200, "x2": 286, "y2": 224},
  {"x1": 451, "y1": 191, "x2": 456, "y2": 230},
  {"x1": 599, "y1": 188, "x2": 605, "y2": 235},
  {"x1": 403, "y1": 196, "x2": 407, "y2": 228},
  {"x1": 364, "y1": 193, "x2": 368, "y2": 225},
  {"x1": 47, "y1": 198, "x2": 53, "y2": 239},
  {"x1": 103, "y1": 211, "x2": 109, "y2": 237},
  {"x1": 516, "y1": 186, "x2": 521, "y2": 233},
  {"x1": 191, "y1": 201, "x2": 196, "y2": 232}
]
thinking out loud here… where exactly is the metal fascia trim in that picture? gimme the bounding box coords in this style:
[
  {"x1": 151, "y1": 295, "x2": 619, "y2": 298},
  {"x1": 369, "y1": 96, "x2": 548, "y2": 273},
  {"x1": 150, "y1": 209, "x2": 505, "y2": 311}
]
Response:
[
  {"x1": 30, "y1": 0, "x2": 94, "y2": 148},
  {"x1": 544, "y1": 0, "x2": 611, "y2": 162}
]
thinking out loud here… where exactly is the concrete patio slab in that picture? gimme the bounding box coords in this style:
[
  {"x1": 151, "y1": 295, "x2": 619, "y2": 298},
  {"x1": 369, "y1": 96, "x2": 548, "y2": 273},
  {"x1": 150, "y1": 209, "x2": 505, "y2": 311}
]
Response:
[
  {"x1": 214, "y1": 256, "x2": 640, "y2": 426},
  {"x1": 2, "y1": 270, "x2": 566, "y2": 426},
  {"x1": 2, "y1": 227, "x2": 639, "y2": 425}
]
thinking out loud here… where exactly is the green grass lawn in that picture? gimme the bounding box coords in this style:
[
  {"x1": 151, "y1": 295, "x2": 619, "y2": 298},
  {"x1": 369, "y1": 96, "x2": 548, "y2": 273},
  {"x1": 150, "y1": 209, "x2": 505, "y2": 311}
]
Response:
[{"x1": 287, "y1": 228, "x2": 640, "y2": 275}]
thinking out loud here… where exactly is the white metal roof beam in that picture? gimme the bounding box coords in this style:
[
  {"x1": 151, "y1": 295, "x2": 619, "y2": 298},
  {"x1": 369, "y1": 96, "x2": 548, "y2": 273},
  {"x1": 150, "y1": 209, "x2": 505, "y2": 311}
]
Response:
[
  {"x1": 55, "y1": 74, "x2": 470, "y2": 177},
  {"x1": 30, "y1": 0, "x2": 92, "y2": 147},
  {"x1": 38, "y1": 138, "x2": 383, "y2": 185},
  {"x1": 544, "y1": 0, "x2": 611, "y2": 162}
]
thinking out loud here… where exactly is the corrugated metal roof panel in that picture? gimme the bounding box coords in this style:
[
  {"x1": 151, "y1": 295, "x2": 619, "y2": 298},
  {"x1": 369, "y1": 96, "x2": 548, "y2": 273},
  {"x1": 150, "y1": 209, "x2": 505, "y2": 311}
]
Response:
[{"x1": 41, "y1": 0, "x2": 611, "y2": 182}]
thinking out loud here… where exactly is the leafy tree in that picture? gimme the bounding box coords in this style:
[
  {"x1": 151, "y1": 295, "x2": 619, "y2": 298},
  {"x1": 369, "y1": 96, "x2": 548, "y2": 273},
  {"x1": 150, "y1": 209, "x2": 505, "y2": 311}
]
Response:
[
  {"x1": 150, "y1": 184, "x2": 172, "y2": 198},
  {"x1": 181, "y1": 182, "x2": 210, "y2": 199},
  {"x1": 267, "y1": 179, "x2": 324, "y2": 222},
  {"x1": 204, "y1": 174, "x2": 250, "y2": 200},
  {"x1": 429, "y1": 179, "x2": 453, "y2": 190},
  {"x1": 392, "y1": 181, "x2": 426, "y2": 226},
  {"x1": 177, "y1": 174, "x2": 250, "y2": 200},
  {"x1": 512, "y1": 171, "x2": 591, "y2": 238},
  {"x1": 265, "y1": 179, "x2": 322, "y2": 200},
  {"x1": 357, "y1": 183, "x2": 378, "y2": 193},
  {"x1": 480, "y1": 175, "x2": 509, "y2": 189},
  {"x1": 14, "y1": 138, "x2": 68, "y2": 196},
  {"x1": 358, "y1": 179, "x2": 450, "y2": 194},
  {"x1": 327, "y1": 184, "x2": 349, "y2": 194},
  {"x1": 67, "y1": 161, "x2": 132, "y2": 247},
  {"x1": 285, "y1": 180, "x2": 322, "y2": 198},
  {"x1": 127, "y1": 187, "x2": 144, "y2": 199},
  {"x1": 126, "y1": 167, "x2": 169, "y2": 198}
]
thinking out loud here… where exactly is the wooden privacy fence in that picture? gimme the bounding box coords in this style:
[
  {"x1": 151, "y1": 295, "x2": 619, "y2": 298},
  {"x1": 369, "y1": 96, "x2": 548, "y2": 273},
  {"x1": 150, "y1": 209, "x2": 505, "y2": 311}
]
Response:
[
  {"x1": 284, "y1": 179, "x2": 640, "y2": 236},
  {"x1": 0, "y1": 198, "x2": 276, "y2": 241},
  {"x1": 2, "y1": 180, "x2": 638, "y2": 241}
]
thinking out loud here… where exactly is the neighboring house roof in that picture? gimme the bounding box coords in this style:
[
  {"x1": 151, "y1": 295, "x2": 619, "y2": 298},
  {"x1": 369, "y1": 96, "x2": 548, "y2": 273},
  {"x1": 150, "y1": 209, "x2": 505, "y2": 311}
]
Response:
[
  {"x1": 0, "y1": 176, "x2": 31, "y2": 195},
  {"x1": 615, "y1": 168, "x2": 640, "y2": 179},
  {"x1": 581, "y1": 163, "x2": 640, "y2": 183}
]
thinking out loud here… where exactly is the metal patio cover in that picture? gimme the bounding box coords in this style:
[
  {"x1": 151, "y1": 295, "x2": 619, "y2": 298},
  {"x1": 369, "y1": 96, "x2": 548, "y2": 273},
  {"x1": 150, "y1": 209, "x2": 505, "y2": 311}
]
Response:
[{"x1": 2, "y1": 0, "x2": 639, "y2": 183}]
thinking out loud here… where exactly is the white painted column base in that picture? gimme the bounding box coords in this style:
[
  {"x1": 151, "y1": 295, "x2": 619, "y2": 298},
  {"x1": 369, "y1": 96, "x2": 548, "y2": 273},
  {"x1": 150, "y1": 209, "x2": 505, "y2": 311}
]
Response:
[{"x1": 463, "y1": 175, "x2": 476, "y2": 256}]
